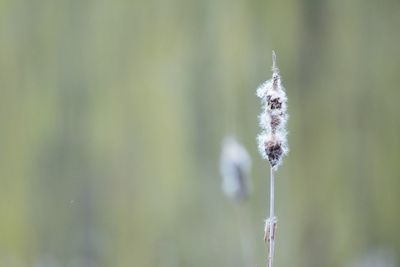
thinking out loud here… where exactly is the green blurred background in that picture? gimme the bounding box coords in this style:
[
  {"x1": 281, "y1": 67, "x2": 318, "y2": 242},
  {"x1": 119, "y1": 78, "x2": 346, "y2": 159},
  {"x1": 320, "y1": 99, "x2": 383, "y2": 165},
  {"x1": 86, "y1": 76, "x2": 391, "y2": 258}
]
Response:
[{"x1": 1, "y1": 0, "x2": 399, "y2": 266}]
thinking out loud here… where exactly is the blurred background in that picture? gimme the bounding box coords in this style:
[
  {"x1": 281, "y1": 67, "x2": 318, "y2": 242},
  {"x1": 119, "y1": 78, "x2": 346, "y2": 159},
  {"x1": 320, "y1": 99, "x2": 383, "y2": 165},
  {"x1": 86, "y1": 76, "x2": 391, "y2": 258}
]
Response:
[{"x1": 1, "y1": 0, "x2": 400, "y2": 266}]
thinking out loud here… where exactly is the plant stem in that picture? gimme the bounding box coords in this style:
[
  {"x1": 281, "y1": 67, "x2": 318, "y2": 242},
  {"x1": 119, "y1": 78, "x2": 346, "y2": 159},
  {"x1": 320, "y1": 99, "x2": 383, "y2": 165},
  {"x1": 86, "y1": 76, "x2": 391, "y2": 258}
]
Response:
[{"x1": 268, "y1": 167, "x2": 275, "y2": 267}]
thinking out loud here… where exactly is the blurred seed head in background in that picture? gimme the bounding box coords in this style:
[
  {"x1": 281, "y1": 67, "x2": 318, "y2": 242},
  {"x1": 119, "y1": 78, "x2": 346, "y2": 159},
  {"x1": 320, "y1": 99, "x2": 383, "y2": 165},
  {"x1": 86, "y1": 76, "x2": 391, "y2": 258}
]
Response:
[{"x1": 220, "y1": 136, "x2": 252, "y2": 202}]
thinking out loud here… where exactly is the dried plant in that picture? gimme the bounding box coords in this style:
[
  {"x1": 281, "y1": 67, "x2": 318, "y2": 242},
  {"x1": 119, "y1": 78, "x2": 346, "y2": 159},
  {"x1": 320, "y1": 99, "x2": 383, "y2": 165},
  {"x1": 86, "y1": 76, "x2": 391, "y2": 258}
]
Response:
[{"x1": 256, "y1": 51, "x2": 288, "y2": 267}]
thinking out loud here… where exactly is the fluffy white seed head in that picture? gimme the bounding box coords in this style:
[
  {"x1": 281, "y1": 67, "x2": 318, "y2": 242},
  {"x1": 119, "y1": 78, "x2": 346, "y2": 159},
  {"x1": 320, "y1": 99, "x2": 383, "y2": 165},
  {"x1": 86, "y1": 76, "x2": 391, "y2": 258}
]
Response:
[
  {"x1": 257, "y1": 51, "x2": 289, "y2": 169},
  {"x1": 220, "y1": 136, "x2": 252, "y2": 202}
]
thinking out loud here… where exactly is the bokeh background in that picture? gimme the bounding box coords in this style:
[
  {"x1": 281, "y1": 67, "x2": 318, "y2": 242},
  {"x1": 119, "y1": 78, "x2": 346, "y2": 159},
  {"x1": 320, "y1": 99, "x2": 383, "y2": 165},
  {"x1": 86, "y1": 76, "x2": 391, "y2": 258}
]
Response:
[{"x1": 1, "y1": 0, "x2": 400, "y2": 266}]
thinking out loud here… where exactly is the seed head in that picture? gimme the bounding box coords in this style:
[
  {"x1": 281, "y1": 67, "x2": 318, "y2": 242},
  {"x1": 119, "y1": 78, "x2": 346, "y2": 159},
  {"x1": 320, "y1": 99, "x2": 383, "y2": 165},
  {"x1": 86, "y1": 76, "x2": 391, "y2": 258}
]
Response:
[
  {"x1": 220, "y1": 137, "x2": 252, "y2": 202},
  {"x1": 257, "y1": 51, "x2": 288, "y2": 169}
]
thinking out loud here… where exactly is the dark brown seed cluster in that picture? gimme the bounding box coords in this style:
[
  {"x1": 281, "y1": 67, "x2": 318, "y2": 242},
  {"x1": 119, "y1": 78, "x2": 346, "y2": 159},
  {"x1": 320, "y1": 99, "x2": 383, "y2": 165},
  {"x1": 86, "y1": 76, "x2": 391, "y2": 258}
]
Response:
[
  {"x1": 273, "y1": 75, "x2": 279, "y2": 87},
  {"x1": 265, "y1": 140, "x2": 283, "y2": 167},
  {"x1": 270, "y1": 115, "x2": 281, "y2": 133},
  {"x1": 267, "y1": 96, "x2": 282, "y2": 110}
]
